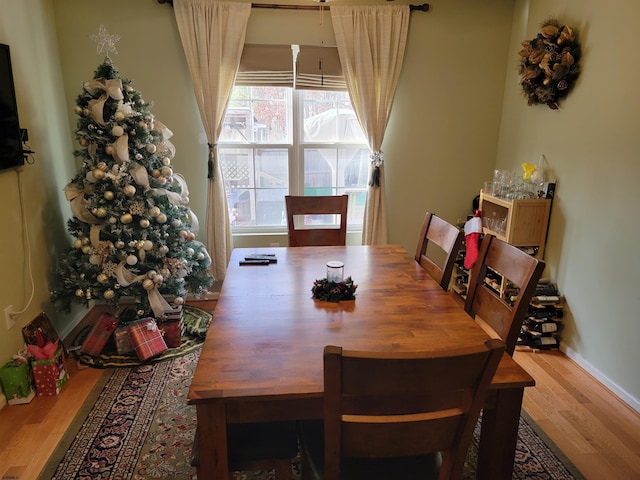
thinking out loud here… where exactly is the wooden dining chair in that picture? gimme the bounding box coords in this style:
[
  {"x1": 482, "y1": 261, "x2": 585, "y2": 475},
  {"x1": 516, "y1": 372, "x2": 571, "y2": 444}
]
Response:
[
  {"x1": 191, "y1": 421, "x2": 299, "y2": 480},
  {"x1": 298, "y1": 339, "x2": 506, "y2": 480},
  {"x1": 285, "y1": 195, "x2": 348, "y2": 247},
  {"x1": 414, "y1": 212, "x2": 464, "y2": 290},
  {"x1": 464, "y1": 234, "x2": 545, "y2": 355}
]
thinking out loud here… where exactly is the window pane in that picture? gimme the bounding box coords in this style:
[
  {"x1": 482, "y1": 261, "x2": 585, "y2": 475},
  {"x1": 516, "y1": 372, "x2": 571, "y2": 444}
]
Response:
[
  {"x1": 220, "y1": 86, "x2": 290, "y2": 143},
  {"x1": 220, "y1": 147, "x2": 289, "y2": 227},
  {"x1": 302, "y1": 90, "x2": 366, "y2": 143}
]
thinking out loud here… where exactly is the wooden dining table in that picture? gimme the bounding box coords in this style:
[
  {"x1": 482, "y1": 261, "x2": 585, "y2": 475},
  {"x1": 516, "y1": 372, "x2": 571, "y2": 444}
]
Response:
[{"x1": 188, "y1": 245, "x2": 535, "y2": 479}]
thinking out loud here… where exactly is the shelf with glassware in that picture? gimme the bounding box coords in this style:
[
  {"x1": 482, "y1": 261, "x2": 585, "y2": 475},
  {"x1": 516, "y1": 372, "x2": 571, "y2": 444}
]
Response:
[{"x1": 479, "y1": 191, "x2": 552, "y2": 260}]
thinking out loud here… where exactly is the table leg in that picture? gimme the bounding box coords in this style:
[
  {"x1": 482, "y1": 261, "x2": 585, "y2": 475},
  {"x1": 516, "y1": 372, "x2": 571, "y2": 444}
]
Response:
[
  {"x1": 476, "y1": 387, "x2": 524, "y2": 480},
  {"x1": 196, "y1": 400, "x2": 228, "y2": 479}
]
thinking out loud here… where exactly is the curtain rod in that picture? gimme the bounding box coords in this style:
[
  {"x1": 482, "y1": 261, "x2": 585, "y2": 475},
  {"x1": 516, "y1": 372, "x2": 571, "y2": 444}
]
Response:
[{"x1": 158, "y1": 1, "x2": 429, "y2": 12}]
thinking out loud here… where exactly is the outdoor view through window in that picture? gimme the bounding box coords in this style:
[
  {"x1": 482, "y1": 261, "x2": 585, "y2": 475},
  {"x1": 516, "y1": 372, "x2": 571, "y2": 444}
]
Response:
[{"x1": 219, "y1": 87, "x2": 368, "y2": 231}]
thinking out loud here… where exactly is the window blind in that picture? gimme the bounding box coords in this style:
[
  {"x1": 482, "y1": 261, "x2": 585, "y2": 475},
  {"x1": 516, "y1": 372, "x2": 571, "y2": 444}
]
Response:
[
  {"x1": 236, "y1": 44, "x2": 294, "y2": 87},
  {"x1": 295, "y1": 45, "x2": 346, "y2": 91}
]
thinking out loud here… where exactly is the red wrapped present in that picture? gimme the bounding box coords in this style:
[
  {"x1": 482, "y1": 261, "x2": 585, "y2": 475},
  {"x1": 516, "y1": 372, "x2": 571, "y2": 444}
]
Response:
[
  {"x1": 81, "y1": 312, "x2": 118, "y2": 356},
  {"x1": 113, "y1": 319, "x2": 148, "y2": 355},
  {"x1": 31, "y1": 346, "x2": 68, "y2": 396},
  {"x1": 130, "y1": 318, "x2": 168, "y2": 361},
  {"x1": 158, "y1": 318, "x2": 184, "y2": 348},
  {"x1": 22, "y1": 312, "x2": 60, "y2": 347}
]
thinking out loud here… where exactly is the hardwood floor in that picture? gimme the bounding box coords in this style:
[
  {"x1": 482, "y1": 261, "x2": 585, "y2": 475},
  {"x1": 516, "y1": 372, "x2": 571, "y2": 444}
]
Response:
[{"x1": 1, "y1": 300, "x2": 639, "y2": 480}]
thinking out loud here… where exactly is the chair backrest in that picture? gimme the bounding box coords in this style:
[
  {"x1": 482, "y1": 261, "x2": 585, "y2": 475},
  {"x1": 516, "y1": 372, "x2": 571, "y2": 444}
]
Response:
[
  {"x1": 464, "y1": 234, "x2": 545, "y2": 355},
  {"x1": 322, "y1": 339, "x2": 505, "y2": 480},
  {"x1": 285, "y1": 195, "x2": 348, "y2": 247},
  {"x1": 414, "y1": 212, "x2": 464, "y2": 289}
]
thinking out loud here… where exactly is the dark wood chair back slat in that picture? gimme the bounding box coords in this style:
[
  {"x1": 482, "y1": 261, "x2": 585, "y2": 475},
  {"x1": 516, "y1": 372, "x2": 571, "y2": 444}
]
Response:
[
  {"x1": 464, "y1": 234, "x2": 545, "y2": 355},
  {"x1": 285, "y1": 195, "x2": 349, "y2": 247}
]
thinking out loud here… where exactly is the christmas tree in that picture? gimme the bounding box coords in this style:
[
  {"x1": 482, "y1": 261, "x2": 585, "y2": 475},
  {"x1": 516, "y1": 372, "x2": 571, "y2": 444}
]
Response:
[{"x1": 50, "y1": 30, "x2": 213, "y2": 319}]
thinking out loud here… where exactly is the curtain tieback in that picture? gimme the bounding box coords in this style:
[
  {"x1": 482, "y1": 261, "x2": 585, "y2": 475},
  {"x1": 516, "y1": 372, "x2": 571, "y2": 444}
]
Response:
[
  {"x1": 369, "y1": 150, "x2": 384, "y2": 187},
  {"x1": 207, "y1": 143, "x2": 217, "y2": 180}
]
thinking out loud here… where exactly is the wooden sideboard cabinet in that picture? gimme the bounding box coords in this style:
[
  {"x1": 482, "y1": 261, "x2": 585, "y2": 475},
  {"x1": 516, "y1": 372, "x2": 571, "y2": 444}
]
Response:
[{"x1": 479, "y1": 191, "x2": 552, "y2": 259}]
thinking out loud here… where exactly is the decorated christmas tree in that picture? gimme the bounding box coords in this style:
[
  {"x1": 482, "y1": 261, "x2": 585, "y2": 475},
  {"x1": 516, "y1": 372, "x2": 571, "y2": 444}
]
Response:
[{"x1": 50, "y1": 27, "x2": 213, "y2": 319}]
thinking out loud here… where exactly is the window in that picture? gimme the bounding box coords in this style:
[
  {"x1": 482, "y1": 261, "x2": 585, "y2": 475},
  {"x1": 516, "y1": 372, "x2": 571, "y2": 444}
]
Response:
[{"x1": 219, "y1": 87, "x2": 368, "y2": 231}]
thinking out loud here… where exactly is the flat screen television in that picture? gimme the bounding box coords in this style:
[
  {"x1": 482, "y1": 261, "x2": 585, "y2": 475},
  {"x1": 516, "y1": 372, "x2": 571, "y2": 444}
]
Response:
[{"x1": 0, "y1": 43, "x2": 24, "y2": 172}]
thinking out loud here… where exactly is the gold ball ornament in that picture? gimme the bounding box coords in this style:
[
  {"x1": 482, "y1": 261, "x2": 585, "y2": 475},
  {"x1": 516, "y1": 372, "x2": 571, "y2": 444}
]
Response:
[
  {"x1": 92, "y1": 169, "x2": 106, "y2": 181},
  {"x1": 75, "y1": 289, "x2": 84, "y2": 298},
  {"x1": 115, "y1": 111, "x2": 125, "y2": 121},
  {"x1": 120, "y1": 213, "x2": 133, "y2": 224},
  {"x1": 73, "y1": 239, "x2": 83, "y2": 249},
  {"x1": 79, "y1": 137, "x2": 89, "y2": 147},
  {"x1": 151, "y1": 169, "x2": 161, "y2": 178},
  {"x1": 162, "y1": 157, "x2": 171, "y2": 166},
  {"x1": 123, "y1": 185, "x2": 136, "y2": 197},
  {"x1": 139, "y1": 218, "x2": 150, "y2": 228},
  {"x1": 74, "y1": 105, "x2": 83, "y2": 115},
  {"x1": 104, "y1": 191, "x2": 114, "y2": 200},
  {"x1": 149, "y1": 206, "x2": 161, "y2": 217},
  {"x1": 142, "y1": 278, "x2": 155, "y2": 291},
  {"x1": 112, "y1": 125, "x2": 124, "y2": 137},
  {"x1": 97, "y1": 161, "x2": 108, "y2": 172},
  {"x1": 85, "y1": 171, "x2": 97, "y2": 183},
  {"x1": 105, "y1": 145, "x2": 114, "y2": 155},
  {"x1": 95, "y1": 207, "x2": 107, "y2": 218},
  {"x1": 142, "y1": 240, "x2": 154, "y2": 250},
  {"x1": 160, "y1": 166, "x2": 173, "y2": 177},
  {"x1": 82, "y1": 245, "x2": 92, "y2": 254},
  {"x1": 89, "y1": 254, "x2": 102, "y2": 265},
  {"x1": 146, "y1": 144, "x2": 157, "y2": 154},
  {"x1": 156, "y1": 213, "x2": 167, "y2": 224},
  {"x1": 126, "y1": 254, "x2": 138, "y2": 266},
  {"x1": 97, "y1": 273, "x2": 108, "y2": 283},
  {"x1": 103, "y1": 289, "x2": 115, "y2": 299}
]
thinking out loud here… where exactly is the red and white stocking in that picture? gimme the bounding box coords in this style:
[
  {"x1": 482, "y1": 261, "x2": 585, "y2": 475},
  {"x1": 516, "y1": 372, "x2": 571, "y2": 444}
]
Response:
[{"x1": 464, "y1": 211, "x2": 483, "y2": 270}]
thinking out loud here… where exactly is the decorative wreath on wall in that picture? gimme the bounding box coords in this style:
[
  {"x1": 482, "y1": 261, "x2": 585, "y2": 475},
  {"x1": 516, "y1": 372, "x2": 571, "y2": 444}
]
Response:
[{"x1": 518, "y1": 19, "x2": 581, "y2": 110}]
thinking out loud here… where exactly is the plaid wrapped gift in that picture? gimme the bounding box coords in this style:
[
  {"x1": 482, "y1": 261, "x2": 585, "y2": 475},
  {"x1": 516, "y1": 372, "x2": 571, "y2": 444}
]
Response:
[
  {"x1": 130, "y1": 318, "x2": 168, "y2": 361},
  {"x1": 31, "y1": 346, "x2": 69, "y2": 396},
  {"x1": 81, "y1": 312, "x2": 118, "y2": 356},
  {"x1": 157, "y1": 318, "x2": 184, "y2": 348},
  {"x1": 0, "y1": 358, "x2": 35, "y2": 405},
  {"x1": 113, "y1": 319, "x2": 148, "y2": 355}
]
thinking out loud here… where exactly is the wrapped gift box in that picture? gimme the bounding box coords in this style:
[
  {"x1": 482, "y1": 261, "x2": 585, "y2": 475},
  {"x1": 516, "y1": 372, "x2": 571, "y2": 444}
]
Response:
[
  {"x1": 130, "y1": 318, "x2": 168, "y2": 361},
  {"x1": 0, "y1": 358, "x2": 35, "y2": 405},
  {"x1": 81, "y1": 312, "x2": 118, "y2": 356},
  {"x1": 114, "y1": 319, "x2": 148, "y2": 355},
  {"x1": 31, "y1": 346, "x2": 69, "y2": 396},
  {"x1": 157, "y1": 318, "x2": 184, "y2": 348}
]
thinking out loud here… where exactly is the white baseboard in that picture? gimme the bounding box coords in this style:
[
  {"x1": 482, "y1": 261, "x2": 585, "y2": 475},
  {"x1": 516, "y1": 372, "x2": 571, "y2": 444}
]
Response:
[
  {"x1": 561, "y1": 342, "x2": 640, "y2": 415},
  {"x1": 0, "y1": 392, "x2": 7, "y2": 411}
]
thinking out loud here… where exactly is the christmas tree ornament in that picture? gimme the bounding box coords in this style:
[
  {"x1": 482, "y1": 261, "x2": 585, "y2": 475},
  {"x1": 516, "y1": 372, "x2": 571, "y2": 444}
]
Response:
[
  {"x1": 104, "y1": 191, "x2": 114, "y2": 200},
  {"x1": 120, "y1": 213, "x2": 133, "y2": 224},
  {"x1": 126, "y1": 255, "x2": 138, "y2": 266},
  {"x1": 139, "y1": 219, "x2": 150, "y2": 228},
  {"x1": 156, "y1": 213, "x2": 167, "y2": 223},
  {"x1": 104, "y1": 289, "x2": 115, "y2": 299}
]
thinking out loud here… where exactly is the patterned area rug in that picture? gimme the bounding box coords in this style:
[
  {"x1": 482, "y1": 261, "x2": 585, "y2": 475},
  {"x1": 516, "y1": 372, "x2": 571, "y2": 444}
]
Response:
[
  {"x1": 71, "y1": 305, "x2": 212, "y2": 368},
  {"x1": 39, "y1": 351, "x2": 585, "y2": 480}
]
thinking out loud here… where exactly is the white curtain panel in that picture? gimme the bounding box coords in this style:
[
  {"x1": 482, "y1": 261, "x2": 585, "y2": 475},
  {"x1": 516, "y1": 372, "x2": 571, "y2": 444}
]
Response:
[
  {"x1": 331, "y1": 5, "x2": 409, "y2": 245},
  {"x1": 173, "y1": 0, "x2": 251, "y2": 281}
]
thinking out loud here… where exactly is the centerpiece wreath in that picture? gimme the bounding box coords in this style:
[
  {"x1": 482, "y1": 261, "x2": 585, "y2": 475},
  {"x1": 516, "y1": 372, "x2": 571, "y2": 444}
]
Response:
[{"x1": 518, "y1": 18, "x2": 581, "y2": 110}]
